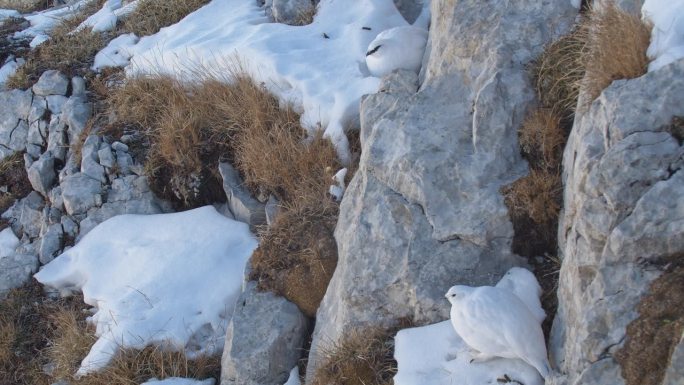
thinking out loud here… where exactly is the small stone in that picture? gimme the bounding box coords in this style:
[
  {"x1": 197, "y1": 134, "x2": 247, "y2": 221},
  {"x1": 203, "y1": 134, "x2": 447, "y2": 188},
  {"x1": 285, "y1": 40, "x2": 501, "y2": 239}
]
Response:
[
  {"x1": 32, "y1": 70, "x2": 69, "y2": 96},
  {"x1": 97, "y1": 145, "x2": 115, "y2": 168},
  {"x1": 39, "y1": 223, "x2": 63, "y2": 265},
  {"x1": 61, "y1": 96, "x2": 92, "y2": 143},
  {"x1": 48, "y1": 186, "x2": 64, "y2": 211},
  {"x1": 60, "y1": 216, "x2": 78, "y2": 240},
  {"x1": 2, "y1": 191, "x2": 44, "y2": 239},
  {"x1": 60, "y1": 173, "x2": 103, "y2": 216},
  {"x1": 46, "y1": 95, "x2": 68, "y2": 115},
  {"x1": 80, "y1": 135, "x2": 106, "y2": 183},
  {"x1": 219, "y1": 162, "x2": 266, "y2": 227},
  {"x1": 71, "y1": 76, "x2": 86, "y2": 97},
  {"x1": 27, "y1": 151, "x2": 56, "y2": 196},
  {"x1": 265, "y1": 195, "x2": 280, "y2": 227},
  {"x1": 111, "y1": 141, "x2": 128, "y2": 152}
]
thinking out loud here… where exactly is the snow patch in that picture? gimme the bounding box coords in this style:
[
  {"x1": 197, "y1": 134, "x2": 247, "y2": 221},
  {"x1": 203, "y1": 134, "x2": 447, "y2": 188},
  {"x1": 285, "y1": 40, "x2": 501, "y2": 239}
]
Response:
[
  {"x1": 642, "y1": 0, "x2": 684, "y2": 72},
  {"x1": 283, "y1": 366, "x2": 301, "y2": 385},
  {"x1": 0, "y1": 228, "x2": 19, "y2": 259},
  {"x1": 93, "y1": 33, "x2": 139, "y2": 69},
  {"x1": 393, "y1": 321, "x2": 543, "y2": 385},
  {"x1": 77, "y1": 0, "x2": 139, "y2": 33},
  {"x1": 34, "y1": 206, "x2": 258, "y2": 375},
  {"x1": 15, "y1": 0, "x2": 91, "y2": 41}
]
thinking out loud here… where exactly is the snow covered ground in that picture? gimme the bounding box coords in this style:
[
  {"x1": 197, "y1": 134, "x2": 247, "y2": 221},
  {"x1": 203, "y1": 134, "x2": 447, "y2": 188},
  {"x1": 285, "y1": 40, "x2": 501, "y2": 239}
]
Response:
[
  {"x1": 92, "y1": 0, "x2": 429, "y2": 163},
  {"x1": 34, "y1": 206, "x2": 258, "y2": 375},
  {"x1": 393, "y1": 321, "x2": 544, "y2": 385}
]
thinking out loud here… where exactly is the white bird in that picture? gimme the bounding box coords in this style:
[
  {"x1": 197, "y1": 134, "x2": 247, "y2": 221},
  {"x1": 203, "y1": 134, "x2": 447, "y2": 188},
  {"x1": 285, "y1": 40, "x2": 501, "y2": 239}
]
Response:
[
  {"x1": 446, "y1": 285, "x2": 552, "y2": 379},
  {"x1": 495, "y1": 267, "x2": 546, "y2": 324},
  {"x1": 328, "y1": 168, "x2": 348, "y2": 201},
  {"x1": 365, "y1": 26, "x2": 428, "y2": 77}
]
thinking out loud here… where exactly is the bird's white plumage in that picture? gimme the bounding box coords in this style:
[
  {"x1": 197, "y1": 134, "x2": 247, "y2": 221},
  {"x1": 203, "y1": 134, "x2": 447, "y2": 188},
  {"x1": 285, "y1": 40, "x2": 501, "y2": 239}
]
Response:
[
  {"x1": 445, "y1": 285, "x2": 551, "y2": 379},
  {"x1": 495, "y1": 267, "x2": 546, "y2": 324},
  {"x1": 365, "y1": 26, "x2": 428, "y2": 77}
]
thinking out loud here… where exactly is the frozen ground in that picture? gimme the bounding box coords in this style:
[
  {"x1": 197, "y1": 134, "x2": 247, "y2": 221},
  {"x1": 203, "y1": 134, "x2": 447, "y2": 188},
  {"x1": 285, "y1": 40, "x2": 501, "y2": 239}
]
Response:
[{"x1": 34, "y1": 206, "x2": 258, "y2": 375}]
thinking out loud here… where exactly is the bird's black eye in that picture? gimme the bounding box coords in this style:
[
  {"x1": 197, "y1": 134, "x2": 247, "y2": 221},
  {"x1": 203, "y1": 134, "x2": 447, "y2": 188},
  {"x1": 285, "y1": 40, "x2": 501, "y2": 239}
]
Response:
[{"x1": 366, "y1": 44, "x2": 382, "y2": 56}]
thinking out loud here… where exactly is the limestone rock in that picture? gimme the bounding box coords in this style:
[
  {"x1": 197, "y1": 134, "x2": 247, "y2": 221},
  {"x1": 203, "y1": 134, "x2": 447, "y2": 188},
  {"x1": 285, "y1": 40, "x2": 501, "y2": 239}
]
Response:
[
  {"x1": 219, "y1": 162, "x2": 266, "y2": 227},
  {"x1": 27, "y1": 151, "x2": 56, "y2": 196},
  {"x1": 305, "y1": 0, "x2": 577, "y2": 380},
  {"x1": 2, "y1": 191, "x2": 45, "y2": 239},
  {"x1": 221, "y1": 282, "x2": 309, "y2": 385},
  {"x1": 32, "y1": 70, "x2": 69, "y2": 96},
  {"x1": 60, "y1": 173, "x2": 103, "y2": 216},
  {"x1": 46, "y1": 95, "x2": 68, "y2": 115},
  {"x1": 71, "y1": 76, "x2": 86, "y2": 97},
  {"x1": 61, "y1": 96, "x2": 92, "y2": 143},
  {"x1": 98, "y1": 145, "x2": 115, "y2": 168},
  {"x1": 550, "y1": 61, "x2": 684, "y2": 385},
  {"x1": 39, "y1": 223, "x2": 63, "y2": 265},
  {"x1": 80, "y1": 135, "x2": 106, "y2": 183},
  {"x1": 0, "y1": 252, "x2": 39, "y2": 299}
]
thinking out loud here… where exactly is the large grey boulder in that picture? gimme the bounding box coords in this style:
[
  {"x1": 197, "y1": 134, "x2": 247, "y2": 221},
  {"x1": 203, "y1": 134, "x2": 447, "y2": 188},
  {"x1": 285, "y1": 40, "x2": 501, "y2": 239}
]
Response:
[
  {"x1": 221, "y1": 281, "x2": 309, "y2": 385},
  {"x1": 219, "y1": 162, "x2": 266, "y2": 227},
  {"x1": 60, "y1": 173, "x2": 103, "y2": 216},
  {"x1": 27, "y1": 151, "x2": 56, "y2": 196},
  {"x1": 550, "y1": 61, "x2": 684, "y2": 385},
  {"x1": 32, "y1": 70, "x2": 69, "y2": 96},
  {"x1": 305, "y1": 0, "x2": 577, "y2": 380}
]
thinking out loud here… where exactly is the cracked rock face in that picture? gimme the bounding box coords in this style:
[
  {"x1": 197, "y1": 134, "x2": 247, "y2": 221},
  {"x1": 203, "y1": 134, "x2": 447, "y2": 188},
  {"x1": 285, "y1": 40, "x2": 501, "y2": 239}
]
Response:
[
  {"x1": 304, "y1": 0, "x2": 577, "y2": 380},
  {"x1": 550, "y1": 60, "x2": 684, "y2": 385}
]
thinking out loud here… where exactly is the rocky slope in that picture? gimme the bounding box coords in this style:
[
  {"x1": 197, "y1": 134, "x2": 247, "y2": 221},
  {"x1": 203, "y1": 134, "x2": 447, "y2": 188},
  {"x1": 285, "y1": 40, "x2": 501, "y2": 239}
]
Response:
[{"x1": 0, "y1": 0, "x2": 682, "y2": 384}]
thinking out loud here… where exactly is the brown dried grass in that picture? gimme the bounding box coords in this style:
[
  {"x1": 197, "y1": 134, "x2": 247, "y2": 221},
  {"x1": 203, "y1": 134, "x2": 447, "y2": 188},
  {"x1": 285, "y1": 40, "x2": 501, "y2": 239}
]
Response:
[
  {"x1": 121, "y1": 0, "x2": 210, "y2": 37},
  {"x1": 533, "y1": 26, "x2": 586, "y2": 120},
  {"x1": 518, "y1": 108, "x2": 567, "y2": 171},
  {"x1": 580, "y1": 2, "x2": 651, "y2": 107},
  {"x1": 0, "y1": 152, "x2": 32, "y2": 214},
  {"x1": 310, "y1": 327, "x2": 397, "y2": 385},
  {"x1": 616, "y1": 259, "x2": 684, "y2": 385},
  {"x1": 504, "y1": 169, "x2": 562, "y2": 232}
]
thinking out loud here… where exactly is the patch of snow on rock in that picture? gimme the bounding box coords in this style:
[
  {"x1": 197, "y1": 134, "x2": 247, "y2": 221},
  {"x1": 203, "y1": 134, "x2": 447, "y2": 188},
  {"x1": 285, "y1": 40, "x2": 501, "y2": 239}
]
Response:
[
  {"x1": 642, "y1": 0, "x2": 684, "y2": 71},
  {"x1": 34, "y1": 206, "x2": 258, "y2": 375}
]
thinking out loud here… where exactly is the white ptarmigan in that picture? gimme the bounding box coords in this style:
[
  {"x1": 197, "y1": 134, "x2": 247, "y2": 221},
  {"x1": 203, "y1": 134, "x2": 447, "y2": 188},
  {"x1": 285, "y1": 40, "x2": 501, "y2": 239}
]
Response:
[
  {"x1": 445, "y1": 285, "x2": 552, "y2": 379},
  {"x1": 365, "y1": 26, "x2": 428, "y2": 77},
  {"x1": 495, "y1": 267, "x2": 546, "y2": 324}
]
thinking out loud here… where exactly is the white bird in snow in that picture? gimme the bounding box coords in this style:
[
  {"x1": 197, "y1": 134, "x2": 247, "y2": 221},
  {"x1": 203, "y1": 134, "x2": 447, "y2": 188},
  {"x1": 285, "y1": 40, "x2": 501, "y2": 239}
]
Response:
[
  {"x1": 365, "y1": 26, "x2": 428, "y2": 77},
  {"x1": 445, "y1": 285, "x2": 552, "y2": 379},
  {"x1": 495, "y1": 267, "x2": 546, "y2": 324}
]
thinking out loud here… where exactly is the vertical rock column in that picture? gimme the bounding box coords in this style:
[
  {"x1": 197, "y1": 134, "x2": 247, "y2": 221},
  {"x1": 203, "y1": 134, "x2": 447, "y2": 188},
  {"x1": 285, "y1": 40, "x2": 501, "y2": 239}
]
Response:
[
  {"x1": 551, "y1": 62, "x2": 684, "y2": 384},
  {"x1": 305, "y1": 0, "x2": 577, "y2": 380}
]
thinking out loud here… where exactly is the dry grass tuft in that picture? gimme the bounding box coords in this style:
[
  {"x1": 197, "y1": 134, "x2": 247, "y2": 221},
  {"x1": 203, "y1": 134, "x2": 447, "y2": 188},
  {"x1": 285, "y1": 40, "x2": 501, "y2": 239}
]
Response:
[
  {"x1": 292, "y1": 3, "x2": 317, "y2": 26},
  {"x1": 518, "y1": 108, "x2": 566, "y2": 171},
  {"x1": 0, "y1": 0, "x2": 49, "y2": 13},
  {"x1": 121, "y1": 0, "x2": 210, "y2": 37},
  {"x1": 311, "y1": 327, "x2": 397, "y2": 385},
  {"x1": 533, "y1": 26, "x2": 586, "y2": 120},
  {"x1": 249, "y1": 203, "x2": 338, "y2": 317},
  {"x1": 580, "y1": 2, "x2": 651, "y2": 107},
  {"x1": 65, "y1": 346, "x2": 220, "y2": 385},
  {"x1": 503, "y1": 168, "x2": 562, "y2": 226},
  {"x1": 0, "y1": 152, "x2": 33, "y2": 215}
]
